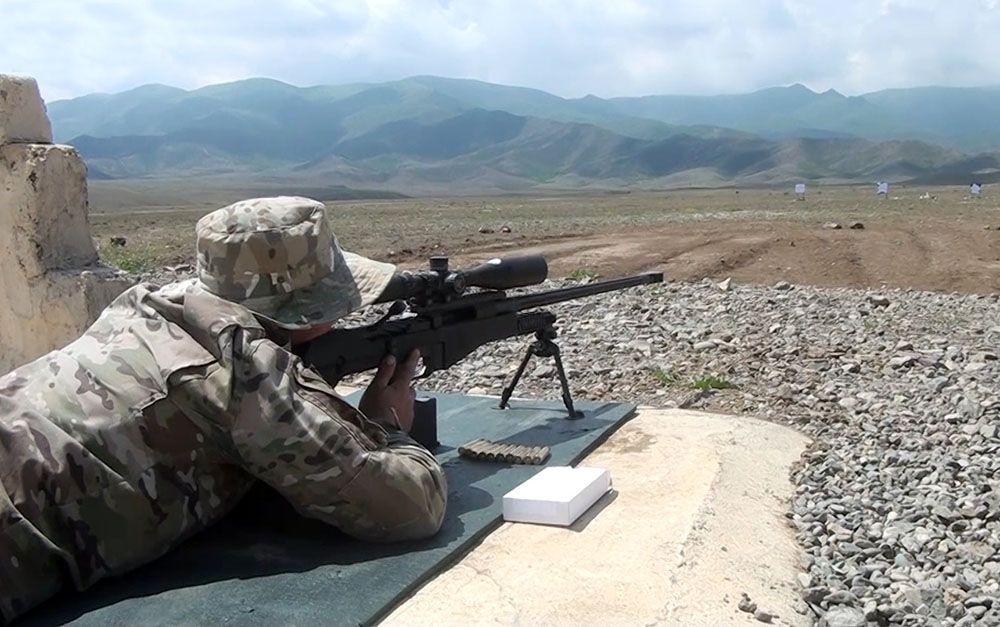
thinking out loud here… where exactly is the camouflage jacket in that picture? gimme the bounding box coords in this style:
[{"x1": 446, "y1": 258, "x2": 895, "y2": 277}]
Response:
[{"x1": 0, "y1": 283, "x2": 448, "y2": 624}]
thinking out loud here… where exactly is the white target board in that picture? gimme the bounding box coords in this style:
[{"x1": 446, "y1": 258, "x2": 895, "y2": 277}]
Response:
[
  {"x1": 795, "y1": 183, "x2": 806, "y2": 195},
  {"x1": 877, "y1": 182, "x2": 889, "y2": 195},
  {"x1": 971, "y1": 183, "x2": 982, "y2": 196}
]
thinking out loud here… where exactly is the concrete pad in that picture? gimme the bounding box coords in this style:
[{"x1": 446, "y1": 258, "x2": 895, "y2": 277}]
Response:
[
  {"x1": 382, "y1": 407, "x2": 811, "y2": 626},
  {"x1": 0, "y1": 75, "x2": 53, "y2": 144}
]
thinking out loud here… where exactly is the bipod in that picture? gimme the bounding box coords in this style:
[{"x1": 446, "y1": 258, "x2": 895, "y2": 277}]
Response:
[{"x1": 498, "y1": 326, "x2": 583, "y2": 419}]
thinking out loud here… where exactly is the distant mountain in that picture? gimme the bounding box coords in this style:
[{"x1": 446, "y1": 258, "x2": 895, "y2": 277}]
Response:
[
  {"x1": 602, "y1": 84, "x2": 907, "y2": 141},
  {"x1": 47, "y1": 76, "x2": 1000, "y2": 191}
]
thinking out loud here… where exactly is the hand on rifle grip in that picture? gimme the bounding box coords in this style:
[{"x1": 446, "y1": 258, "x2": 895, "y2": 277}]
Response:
[{"x1": 358, "y1": 349, "x2": 422, "y2": 432}]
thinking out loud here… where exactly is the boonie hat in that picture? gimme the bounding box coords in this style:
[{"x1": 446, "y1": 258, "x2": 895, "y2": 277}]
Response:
[{"x1": 195, "y1": 196, "x2": 395, "y2": 329}]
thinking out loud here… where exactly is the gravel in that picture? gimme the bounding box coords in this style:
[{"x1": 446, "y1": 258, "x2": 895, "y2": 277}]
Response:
[{"x1": 348, "y1": 277, "x2": 1000, "y2": 626}]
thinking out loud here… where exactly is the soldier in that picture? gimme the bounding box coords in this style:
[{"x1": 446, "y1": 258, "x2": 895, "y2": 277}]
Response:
[{"x1": 0, "y1": 197, "x2": 448, "y2": 623}]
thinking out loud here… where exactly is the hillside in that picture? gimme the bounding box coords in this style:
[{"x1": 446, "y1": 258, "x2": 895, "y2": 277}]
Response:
[{"x1": 47, "y1": 77, "x2": 1000, "y2": 191}]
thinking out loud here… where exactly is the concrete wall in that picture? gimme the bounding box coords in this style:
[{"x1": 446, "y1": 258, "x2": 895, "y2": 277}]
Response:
[{"x1": 0, "y1": 74, "x2": 133, "y2": 373}]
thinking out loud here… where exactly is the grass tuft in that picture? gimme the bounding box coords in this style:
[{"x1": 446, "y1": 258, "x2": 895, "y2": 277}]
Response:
[
  {"x1": 98, "y1": 242, "x2": 160, "y2": 274},
  {"x1": 651, "y1": 367, "x2": 678, "y2": 386},
  {"x1": 566, "y1": 267, "x2": 599, "y2": 281}
]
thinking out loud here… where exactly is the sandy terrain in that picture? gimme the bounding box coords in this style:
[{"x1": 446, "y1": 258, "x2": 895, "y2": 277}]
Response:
[{"x1": 88, "y1": 183, "x2": 1000, "y2": 293}]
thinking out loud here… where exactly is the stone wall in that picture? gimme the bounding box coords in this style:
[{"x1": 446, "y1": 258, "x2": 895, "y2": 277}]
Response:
[{"x1": 0, "y1": 75, "x2": 133, "y2": 373}]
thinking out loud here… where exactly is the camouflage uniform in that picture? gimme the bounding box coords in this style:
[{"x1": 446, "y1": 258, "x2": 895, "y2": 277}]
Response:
[{"x1": 0, "y1": 197, "x2": 447, "y2": 623}]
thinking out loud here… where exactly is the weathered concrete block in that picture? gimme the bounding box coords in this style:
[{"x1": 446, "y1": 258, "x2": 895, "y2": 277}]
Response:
[
  {"x1": 0, "y1": 143, "x2": 98, "y2": 278},
  {"x1": 0, "y1": 75, "x2": 53, "y2": 144},
  {"x1": 0, "y1": 268, "x2": 134, "y2": 372},
  {"x1": 0, "y1": 74, "x2": 132, "y2": 374}
]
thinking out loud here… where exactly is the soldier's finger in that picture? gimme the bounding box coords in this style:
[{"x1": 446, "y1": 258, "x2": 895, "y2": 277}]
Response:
[
  {"x1": 392, "y1": 349, "x2": 422, "y2": 385},
  {"x1": 372, "y1": 354, "x2": 397, "y2": 388}
]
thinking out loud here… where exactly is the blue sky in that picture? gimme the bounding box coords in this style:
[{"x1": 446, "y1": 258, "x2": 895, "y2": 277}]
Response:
[{"x1": 2, "y1": 0, "x2": 999, "y2": 101}]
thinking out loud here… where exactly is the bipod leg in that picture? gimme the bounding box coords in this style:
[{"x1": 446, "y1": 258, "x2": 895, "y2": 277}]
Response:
[
  {"x1": 499, "y1": 342, "x2": 536, "y2": 409},
  {"x1": 548, "y1": 342, "x2": 583, "y2": 419}
]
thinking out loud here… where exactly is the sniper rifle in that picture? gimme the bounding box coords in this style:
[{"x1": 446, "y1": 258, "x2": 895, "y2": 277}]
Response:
[{"x1": 299, "y1": 255, "x2": 663, "y2": 418}]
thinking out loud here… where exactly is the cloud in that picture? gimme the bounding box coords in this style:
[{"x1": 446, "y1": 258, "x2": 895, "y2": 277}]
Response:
[{"x1": 1, "y1": 0, "x2": 998, "y2": 101}]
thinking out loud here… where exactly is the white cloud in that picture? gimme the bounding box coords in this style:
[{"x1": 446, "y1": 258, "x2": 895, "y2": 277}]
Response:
[{"x1": 1, "y1": 0, "x2": 998, "y2": 101}]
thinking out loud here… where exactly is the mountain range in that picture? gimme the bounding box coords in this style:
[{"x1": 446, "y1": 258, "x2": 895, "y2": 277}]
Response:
[{"x1": 47, "y1": 76, "x2": 1000, "y2": 192}]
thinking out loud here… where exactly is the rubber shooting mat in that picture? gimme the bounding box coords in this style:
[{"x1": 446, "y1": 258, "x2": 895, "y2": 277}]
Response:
[{"x1": 25, "y1": 392, "x2": 636, "y2": 627}]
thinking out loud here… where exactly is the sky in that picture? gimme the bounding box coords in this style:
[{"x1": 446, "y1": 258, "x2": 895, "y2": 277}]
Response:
[{"x1": 2, "y1": 0, "x2": 999, "y2": 102}]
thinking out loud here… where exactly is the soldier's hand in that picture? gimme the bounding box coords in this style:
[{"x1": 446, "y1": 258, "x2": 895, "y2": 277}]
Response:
[{"x1": 359, "y1": 349, "x2": 421, "y2": 432}]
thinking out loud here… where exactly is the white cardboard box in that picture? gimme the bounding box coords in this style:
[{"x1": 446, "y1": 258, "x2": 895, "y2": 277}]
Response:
[{"x1": 502, "y1": 466, "x2": 611, "y2": 526}]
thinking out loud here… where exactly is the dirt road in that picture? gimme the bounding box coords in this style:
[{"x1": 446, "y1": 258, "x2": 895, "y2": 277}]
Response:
[{"x1": 454, "y1": 217, "x2": 1000, "y2": 293}]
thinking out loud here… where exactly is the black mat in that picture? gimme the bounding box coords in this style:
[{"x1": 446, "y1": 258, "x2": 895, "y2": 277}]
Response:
[{"x1": 24, "y1": 393, "x2": 635, "y2": 626}]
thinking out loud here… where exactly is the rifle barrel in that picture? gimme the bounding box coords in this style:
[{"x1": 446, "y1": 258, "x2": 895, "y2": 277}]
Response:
[{"x1": 502, "y1": 272, "x2": 663, "y2": 312}]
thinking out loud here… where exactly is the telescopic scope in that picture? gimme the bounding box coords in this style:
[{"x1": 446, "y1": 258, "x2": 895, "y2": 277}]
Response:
[{"x1": 378, "y1": 255, "x2": 549, "y2": 304}]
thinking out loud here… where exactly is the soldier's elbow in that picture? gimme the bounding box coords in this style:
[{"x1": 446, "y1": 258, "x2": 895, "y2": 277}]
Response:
[
  {"x1": 412, "y1": 494, "x2": 447, "y2": 539},
  {"x1": 385, "y1": 487, "x2": 447, "y2": 542}
]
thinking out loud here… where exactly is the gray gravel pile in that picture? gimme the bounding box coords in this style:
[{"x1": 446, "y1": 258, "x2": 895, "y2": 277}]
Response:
[{"x1": 343, "y1": 278, "x2": 999, "y2": 626}]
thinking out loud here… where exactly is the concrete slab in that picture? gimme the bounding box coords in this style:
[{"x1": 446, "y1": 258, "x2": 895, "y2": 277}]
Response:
[{"x1": 381, "y1": 407, "x2": 811, "y2": 626}]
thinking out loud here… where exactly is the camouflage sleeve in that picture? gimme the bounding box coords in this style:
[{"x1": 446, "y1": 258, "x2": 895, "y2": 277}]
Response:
[{"x1": 228, "y1": 335, "x2": 447, "y2": 542}]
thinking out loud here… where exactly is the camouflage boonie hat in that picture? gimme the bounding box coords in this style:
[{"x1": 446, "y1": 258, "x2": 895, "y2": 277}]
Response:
[{"x1": 195, "y1": 196, "x2": 396, "y2": 329}]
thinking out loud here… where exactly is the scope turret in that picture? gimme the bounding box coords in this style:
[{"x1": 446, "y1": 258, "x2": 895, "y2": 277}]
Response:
[{"x1": 377, "y1": 255, "x2": 549, "y2": 305}]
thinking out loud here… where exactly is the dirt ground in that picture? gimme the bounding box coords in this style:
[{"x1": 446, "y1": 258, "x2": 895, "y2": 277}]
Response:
[{"x1": 88, "y1": 183, "x2": 1000, "y2": 293}]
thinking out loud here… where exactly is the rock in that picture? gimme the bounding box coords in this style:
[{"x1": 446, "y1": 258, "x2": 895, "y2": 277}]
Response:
[
  {"x1": 628, "y1": 340, "x2": 653, "y2": 357},
  {"x1": 774, "y1": 281, "x2": 792, "y2": 291},
  {"x1": 499, "y1": 225, "x2": 512, "y2": 233},
  {"x1": 887, "y1": 355, "x2": 916, "y2": 368},
  {"x1": 693, "y1": 340, "x2": 716, "y2": 351},
  {"x1": 477, "y1": 226, "x2": 494, "y2": 234},
  {"x1": 820, "y1": 606, "x2": 866, "y2": 627},
  {"x1": 738, "y1": 593, "x2": 757, "y2": 613},
  {"x1": 838, "y1": 397, "x2": 858, "y2": 410},
  {"x1": 466, "y1": 387, "x2": 488, "y2": 395},
  {"x1": 824, "y1": 590, "x2": 858, "y2": 606},
  {"x1": 868, "y1": 294, "x2": 890, "y2": 307},
  {"x1": 531, "y1": 364, "x2": 556, "y2": 379},
  {"x1": 110, "y1": 236, "x2": 127, "y2": 247},
  {"x1": 753, "y1": 608, "x2": 774, "y2": 623},
  {"x1": 803, "y1": 587, "x2": 830, "y2": 604},
  {"x1": 823, "y1": 222, "x2": 843, "y2": 230},
  {"x1": 956, "y1": 542, "x2": 996, "y2": 563},
  {"x1": 717, "y1": 277, "x2": 732, "y2": 292},
  {"x1": 848, "y1": 221, "x2": 865, "y2": 230}
]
